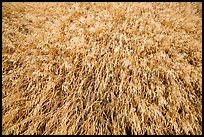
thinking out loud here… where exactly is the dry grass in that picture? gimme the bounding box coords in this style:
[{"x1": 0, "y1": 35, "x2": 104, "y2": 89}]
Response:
[{"x1": 2, "y1": 2, "x2": 202, "y2": 135}]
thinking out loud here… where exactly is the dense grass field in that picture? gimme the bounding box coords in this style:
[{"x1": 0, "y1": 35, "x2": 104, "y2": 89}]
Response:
[{"x1": 2, "y1": 2, "x2": 202, "y2": 135}]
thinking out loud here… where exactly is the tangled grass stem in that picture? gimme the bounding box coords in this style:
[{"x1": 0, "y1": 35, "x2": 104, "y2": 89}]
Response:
[{"x1": 2, "y1": 2, "x2": 202, "y2": 135}]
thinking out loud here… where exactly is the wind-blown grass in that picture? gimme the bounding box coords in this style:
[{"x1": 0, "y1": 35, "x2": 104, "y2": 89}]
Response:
[{"x1": 2, "y1": 2, "x2": 202, "y2": 135}]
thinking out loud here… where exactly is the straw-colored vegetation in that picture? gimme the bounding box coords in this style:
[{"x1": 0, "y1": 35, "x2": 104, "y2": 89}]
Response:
[{"x1": 2, "y1": 2, "x2": 202, "y2": 135}]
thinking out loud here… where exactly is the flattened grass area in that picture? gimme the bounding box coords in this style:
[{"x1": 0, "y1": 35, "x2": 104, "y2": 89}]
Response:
[{"x1": 2, "y1": 2, "x2": 202, "y2": 135}]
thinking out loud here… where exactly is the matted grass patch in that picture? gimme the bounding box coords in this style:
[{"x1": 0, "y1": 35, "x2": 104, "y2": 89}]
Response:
[{"x1": 2, "y1": 2, "x2": 202, "y2": 135}]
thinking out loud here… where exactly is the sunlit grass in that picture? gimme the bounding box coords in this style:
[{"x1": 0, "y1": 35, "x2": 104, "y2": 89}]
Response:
[{"x1": 2, "y1": 2, "x2": 202, "y2": 135}]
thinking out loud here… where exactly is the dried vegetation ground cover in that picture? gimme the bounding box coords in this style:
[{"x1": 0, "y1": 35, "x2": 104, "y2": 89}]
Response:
[{"x1": 2, "y1": 2, "x2": 202, "y2": 135}]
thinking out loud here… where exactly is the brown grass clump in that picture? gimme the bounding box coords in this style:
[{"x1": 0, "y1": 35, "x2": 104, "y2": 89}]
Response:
[{"x1": 2, "y1": 2, "x2": 202, "y2": 135}]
